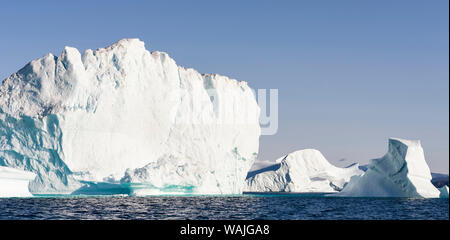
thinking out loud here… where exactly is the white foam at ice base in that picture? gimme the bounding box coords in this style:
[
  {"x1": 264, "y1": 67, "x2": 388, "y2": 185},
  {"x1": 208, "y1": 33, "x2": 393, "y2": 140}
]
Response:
[
  {"x1": 245, "y1": 149, "x2": 363, "y2": 192},
  {"x1": 0, "y1": 166, "x2": 35, "y2": 197},
  {"x1": 338, "y1": 138, "x2": 441, "y2": 198},
  {"x1": 0, "y1": 39, "x2": 260, "y2": 195}
]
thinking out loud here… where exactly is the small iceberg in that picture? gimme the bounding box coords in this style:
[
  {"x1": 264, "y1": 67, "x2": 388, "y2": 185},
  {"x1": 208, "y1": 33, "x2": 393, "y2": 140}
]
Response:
[
  {"x1": 338, "y1": 138, "x2": 441, "y2": 198},
  {"x1": 0, "y1": 166, "x2": 36, "y2": 197},
  {"x1": 245, "y1": 149, "x2": 363, "y2": 193}
]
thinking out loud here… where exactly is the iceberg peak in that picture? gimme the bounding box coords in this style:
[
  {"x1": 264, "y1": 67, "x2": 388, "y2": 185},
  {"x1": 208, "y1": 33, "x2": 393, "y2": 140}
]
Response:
[
  {"x1": 90, "y1": 38, "x2": 147, "y2": 56},
  {"x1": 389, "y1": 137, "x2": 421, "y2": 148},
  {"x1": 110, "y1": 38, "x2": 145, "y2": 49}
]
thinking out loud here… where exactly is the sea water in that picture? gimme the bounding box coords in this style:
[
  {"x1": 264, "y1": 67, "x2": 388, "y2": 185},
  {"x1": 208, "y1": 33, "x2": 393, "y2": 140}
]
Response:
[{"x1": 0, "y1": 194, "x2": 447, "y2": 220}]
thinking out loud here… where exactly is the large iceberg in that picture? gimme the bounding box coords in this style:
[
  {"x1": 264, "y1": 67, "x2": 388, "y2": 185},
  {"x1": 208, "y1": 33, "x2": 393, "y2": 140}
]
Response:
[
  {"x1": 0, "y1": 39, "x2": 260, "y2": 195},
  {"x1": 338, "y1": 138, "x2": 441, "y2": 198},
  {"x1": 245, "y1": 149, "x2": 363, "y2": 192},
  {"x1": 0, "y1": 166, "x2": 35, "y2": 197}
]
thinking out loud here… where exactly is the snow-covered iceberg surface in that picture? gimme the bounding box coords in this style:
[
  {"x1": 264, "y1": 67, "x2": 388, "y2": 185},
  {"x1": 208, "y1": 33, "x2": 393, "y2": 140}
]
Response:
[
  {"x1": 0, "y1": 166, "x2": 35, "y2": 197},
  {"x1": 338, "y1": 138, "x2": 441, "y2": 198},
  {"x1": 0, "y1": 39, "x2": 260, "y2": 195},
  {"x1": 245, "y1": 149, "x2": 363, "y2": 193}
]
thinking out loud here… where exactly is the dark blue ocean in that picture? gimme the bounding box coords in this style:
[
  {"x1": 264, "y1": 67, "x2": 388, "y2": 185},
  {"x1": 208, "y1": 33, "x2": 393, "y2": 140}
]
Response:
[{"x1": 0, "y1": 194, "x2": 448, "y2": 220}]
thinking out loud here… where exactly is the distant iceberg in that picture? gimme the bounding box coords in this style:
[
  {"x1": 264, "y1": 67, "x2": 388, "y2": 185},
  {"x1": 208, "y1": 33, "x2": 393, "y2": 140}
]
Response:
[
  {"x1": 338, "y1": 138, "x2": 441, "y2": 198},
  {"x1": 0, "y1": 166, "x2": 35, "y2": 197},
  {"x1": 431, "y1": 172, "x2": 449, "y2": 188},
  {"x1": 245, "y1": 149, "x2": 363, "y2": 193}
]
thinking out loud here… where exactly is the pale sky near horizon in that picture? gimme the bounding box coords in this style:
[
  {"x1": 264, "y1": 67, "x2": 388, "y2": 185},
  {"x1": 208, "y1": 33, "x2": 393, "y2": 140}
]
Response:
[{"x1": 1, "y1": 0, "x2": 448, "y2": 173}]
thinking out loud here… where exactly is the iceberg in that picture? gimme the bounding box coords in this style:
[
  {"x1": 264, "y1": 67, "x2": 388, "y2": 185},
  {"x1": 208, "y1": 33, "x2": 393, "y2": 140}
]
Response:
[
  {"x1": 438, "y1": 186, "x2": 448, "y2": 198},
  {"x1": 0, "y1": 39, "x2": 260, "y2": 195},
  {"x1": 245, "y1": 149, "x2": 363, "y2": 192},
  {"x1": 0, "y1": 166, "x2": 35, "y2": 197},
  {"x1": 338, "y1": 138, "x2": 441, "y2": 198}
]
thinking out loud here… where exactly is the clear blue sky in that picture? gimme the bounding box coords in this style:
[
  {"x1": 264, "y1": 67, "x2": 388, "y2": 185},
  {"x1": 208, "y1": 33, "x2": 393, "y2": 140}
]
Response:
[{"x1": 1, "y1": 0, "x2": 448, "y2": 173}]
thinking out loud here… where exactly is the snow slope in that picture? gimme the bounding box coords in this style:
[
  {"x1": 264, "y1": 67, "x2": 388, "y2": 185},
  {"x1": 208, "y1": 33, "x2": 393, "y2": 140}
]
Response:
[
  {"x1": 338, "y1": 138, "x2": 441, "y2": 198},
  {"x1": 0, "y1": 166, "x2": 35, "y2": 197},
  {"x1": 0, "y1": 39, "x2": 260, "y2": 195},
  {"x1": 245, "y1": 149, "x2": 363, "y2": 192}
]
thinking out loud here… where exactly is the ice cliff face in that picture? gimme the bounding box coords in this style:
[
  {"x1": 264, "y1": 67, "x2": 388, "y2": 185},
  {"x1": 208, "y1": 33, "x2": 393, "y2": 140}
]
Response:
[
  {"x1": 339, "y1": 138, "x2": 441, "y2": 198},
  {"x1": 0, "y1": 39, "x2": 260, "y2": 194},
  {"x1": 245, "y1": 149, "x2": 363, "y2": 192},
  {"x1": 0, "y1": 166, "x2": 35, "y2": 197}
]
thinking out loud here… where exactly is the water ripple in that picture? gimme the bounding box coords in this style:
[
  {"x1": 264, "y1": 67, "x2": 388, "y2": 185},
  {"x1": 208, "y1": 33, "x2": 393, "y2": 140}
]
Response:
[{"x1": 0, "y1": 195, "x2": 448, "y2": 220}]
